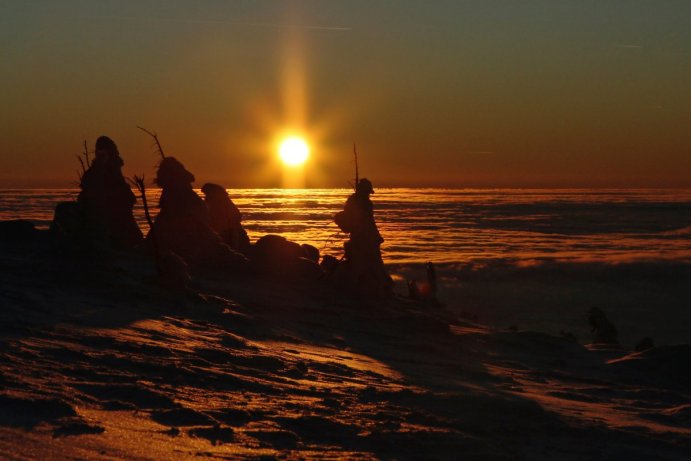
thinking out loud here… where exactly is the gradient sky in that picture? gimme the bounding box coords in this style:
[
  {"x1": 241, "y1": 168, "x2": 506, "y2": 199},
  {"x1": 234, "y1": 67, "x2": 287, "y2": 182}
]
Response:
[{"x1": 2, "y1": 0, "x2": 690, "y2": 188}]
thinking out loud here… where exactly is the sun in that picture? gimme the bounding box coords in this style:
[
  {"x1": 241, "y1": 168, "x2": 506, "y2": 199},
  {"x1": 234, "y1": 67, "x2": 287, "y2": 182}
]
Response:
[{"x1": 279, "y1": 136, "x2": 310, "y2": 166}]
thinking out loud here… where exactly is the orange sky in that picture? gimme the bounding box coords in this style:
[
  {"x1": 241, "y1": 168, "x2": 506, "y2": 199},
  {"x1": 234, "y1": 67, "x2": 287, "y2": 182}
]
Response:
[{"x1": 1, "y1": 1, "x2": 690, "y2": 188}]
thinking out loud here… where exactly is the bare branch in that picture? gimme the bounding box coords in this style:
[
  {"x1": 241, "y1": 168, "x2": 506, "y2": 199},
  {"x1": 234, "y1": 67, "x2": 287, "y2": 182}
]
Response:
[
  {"x1": 137, "y1": 126, "x2": 166, "y2": 159},
  {"x1": 353, "y1": 143, "x2": 360, "y2": 191},
  {"x1": 129, "y1": 173, "x2": 161, "y2": 275},
  {"x1": 76, "y1": 155, "x2": 86, "y2": 175},
  {"x1": 83, "y1": 139, "x2": 90, "y2": 167},
  {"x1": 75, "y1": 139, "x2": 91, "y2": 183}
]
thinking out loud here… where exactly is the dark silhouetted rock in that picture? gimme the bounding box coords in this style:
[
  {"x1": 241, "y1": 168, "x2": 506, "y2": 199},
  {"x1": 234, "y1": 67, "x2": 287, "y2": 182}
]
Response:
[
  {"x1": 201, "y1": 183, "x2": 251, "y2": 254},
  {"x1": 320, "y1": 254, "x2": 339, "y2": 274},
  {"x1": 252, "y1": 234, "x2": 323, "y2": 279},
  {"x1": 0, "y1": 219, "x2": 38, "y2": 242},
  {"x1": 50, "y1": 202, "x2": 83, "y2": 239},
  {"x1": 301, "y1": 243, "x2": 320, "y2": 263},
  {"x1": 588, "y1": 307, "x2": 619, "y2": 346},
  {"x1": 255, "y1": 234, "x2": 302, "y2": 261}
]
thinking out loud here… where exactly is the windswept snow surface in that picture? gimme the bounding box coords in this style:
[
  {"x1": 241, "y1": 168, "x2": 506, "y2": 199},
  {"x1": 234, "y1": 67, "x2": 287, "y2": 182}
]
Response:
[{"x1": 0, "y1": 241, "x2": 689, "y2": 460}]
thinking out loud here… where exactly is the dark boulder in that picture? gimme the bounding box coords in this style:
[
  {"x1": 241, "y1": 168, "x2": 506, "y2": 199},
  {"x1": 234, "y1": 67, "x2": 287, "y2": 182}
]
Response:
[
  {"x1": 301, "y1": 243, "x2": 320, "y2": 263},
  {"x1": 0, "y1": 219, "x2": 39, "y2": 242},
  {"x1": 252, "y1": 234, "x2": 322, "y2": 279}
]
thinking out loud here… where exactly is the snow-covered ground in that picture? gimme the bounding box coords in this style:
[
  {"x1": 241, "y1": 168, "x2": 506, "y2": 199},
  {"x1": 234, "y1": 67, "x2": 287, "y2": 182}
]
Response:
[{"x1": 1, "y1": 239, "x2": 689, "y2": 460}]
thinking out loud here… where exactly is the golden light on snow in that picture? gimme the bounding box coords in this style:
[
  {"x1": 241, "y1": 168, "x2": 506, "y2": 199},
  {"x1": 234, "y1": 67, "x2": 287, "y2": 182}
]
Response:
[{"x1": 279, "y1": 137, "x2": 310, "y2": 166}]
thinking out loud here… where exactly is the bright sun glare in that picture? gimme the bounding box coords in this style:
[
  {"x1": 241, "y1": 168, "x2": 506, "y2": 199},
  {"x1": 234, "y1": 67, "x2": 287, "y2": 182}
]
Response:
[{"x1": 279, "y1": 137, "x2": 310, "y2": 166}]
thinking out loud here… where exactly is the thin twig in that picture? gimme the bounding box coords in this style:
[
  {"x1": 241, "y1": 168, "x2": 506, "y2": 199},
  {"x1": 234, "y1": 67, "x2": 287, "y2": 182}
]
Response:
[
  {"x1": 128, "y1": 174, "x2": 162, "y2": 275},
  {"x1": 76, "y1": 155, "x2": 86, "y2": 175},
  {"x1": 137, "y1": 126, "x2": 166, "y2": 159},
  {"x1": 76, "y1": 139, "x2": 92, "y2": 182},
  {"x1": 83, "y1": 139, "x2": 90, "y2": 167},
  {"x1": 353, "y1": 143, "x2": 359, "y2": 191}
]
